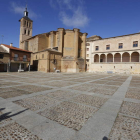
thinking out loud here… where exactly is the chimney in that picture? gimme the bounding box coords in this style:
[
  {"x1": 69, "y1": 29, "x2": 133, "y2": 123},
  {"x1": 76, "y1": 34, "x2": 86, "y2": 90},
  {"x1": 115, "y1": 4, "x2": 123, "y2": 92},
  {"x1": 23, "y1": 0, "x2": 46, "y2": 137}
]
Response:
[{"x1": 10, "y1": 43, "x2": 13, "y2": 46}]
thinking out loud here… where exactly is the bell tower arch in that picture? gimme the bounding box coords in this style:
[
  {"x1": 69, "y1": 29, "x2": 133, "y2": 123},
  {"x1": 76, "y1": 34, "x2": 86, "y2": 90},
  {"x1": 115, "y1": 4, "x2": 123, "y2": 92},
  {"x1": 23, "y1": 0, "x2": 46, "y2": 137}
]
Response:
[{"x1": 19, "y1": 6, "x2": 33, "y2": 50}]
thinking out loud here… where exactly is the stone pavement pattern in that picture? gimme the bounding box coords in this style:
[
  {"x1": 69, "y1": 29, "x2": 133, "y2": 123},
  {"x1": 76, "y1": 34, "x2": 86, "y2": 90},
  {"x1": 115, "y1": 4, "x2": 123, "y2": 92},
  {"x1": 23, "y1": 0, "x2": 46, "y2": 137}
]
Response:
[{"x1": 0, "y1": 72, "x2": 140, "y2": 140}]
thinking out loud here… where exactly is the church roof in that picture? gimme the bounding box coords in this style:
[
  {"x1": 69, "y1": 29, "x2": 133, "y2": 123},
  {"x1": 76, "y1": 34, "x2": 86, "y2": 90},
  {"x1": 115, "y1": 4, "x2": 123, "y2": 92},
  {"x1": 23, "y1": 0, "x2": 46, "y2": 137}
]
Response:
[{"x1": 19, "y1": 16, "x2": 33, "y2": 22}]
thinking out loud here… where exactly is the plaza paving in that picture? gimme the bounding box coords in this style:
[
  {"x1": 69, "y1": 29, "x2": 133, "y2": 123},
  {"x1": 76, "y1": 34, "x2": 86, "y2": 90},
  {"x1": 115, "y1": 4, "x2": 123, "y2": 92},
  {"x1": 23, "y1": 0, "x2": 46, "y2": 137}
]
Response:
[{"x1": 0, "y1": 72, "x2": 140, "y2": 140}]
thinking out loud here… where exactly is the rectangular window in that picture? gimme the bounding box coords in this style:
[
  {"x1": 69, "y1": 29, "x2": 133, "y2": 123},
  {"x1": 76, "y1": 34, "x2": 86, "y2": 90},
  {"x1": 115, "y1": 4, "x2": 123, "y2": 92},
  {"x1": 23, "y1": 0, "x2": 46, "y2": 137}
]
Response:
[
  {"x1": 24, "y1": 29, "x2": 26, "y2": 35},
  {"x1": 23, "y1": 55, "x2": 27, "y2": 61},
  {"x1": 86, "y1": 43, "x2": 90, "y2": 46},
  {"x1": 14, "y1": 54, "x2": 18, "y2": 57},
  {"x1": 14, "y1": 54, "x2": 18, "y2": 61},
  {"x1": 87, "y1": 48, "x2": 89, "y2": 51},
  {"x1": 86, "y1": 59, "x2": 89, "y2": 62},
  {"x1": 23, "y1": 55, "x2": 26, "y2": 58},
  {"x1": 95, "y1": 46, "x2": 99, "y2": 51},
  {"x1": 106, "y1": 45, "x2": 110, "y2": 50},
  {"x1": 133, "y1": 41, "x2": 138, "y2": 47},
  {"x1": 0, "y1": 54, "x2": 4, "y2": 59},
  {"x1": 119, "y1": 43, "x2": 123, "y2": 49},
  {"x1": 87, "y1": 54, "x2": 89, "y2": 57}
]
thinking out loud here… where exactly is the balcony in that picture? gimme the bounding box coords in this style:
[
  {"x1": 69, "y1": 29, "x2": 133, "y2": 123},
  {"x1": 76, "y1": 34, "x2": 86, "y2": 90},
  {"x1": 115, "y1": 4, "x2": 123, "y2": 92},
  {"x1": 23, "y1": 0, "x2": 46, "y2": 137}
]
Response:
[
  {"x1": 23, "y1": 58, "x2": 27, "y2": 62},
  {"x1": 14, "y1": 57, "x2": 19, "y2": 61},
  {"x1": 12, "y1": 57, "x2": 30, "y2": 62}
]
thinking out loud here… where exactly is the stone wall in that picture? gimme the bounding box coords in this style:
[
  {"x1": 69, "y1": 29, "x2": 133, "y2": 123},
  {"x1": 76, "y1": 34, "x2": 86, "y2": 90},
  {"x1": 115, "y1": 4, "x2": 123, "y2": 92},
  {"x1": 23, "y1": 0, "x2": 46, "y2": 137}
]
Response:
[
  {"x1": 28, "y1": 37, "x2": 39, "y2": 52},
  {"x1": 89, "y1": 63, "x2": 140, "y2": 74},
  {"x1": 0, "y1": 53, "x2": 9, "y2": 64}
]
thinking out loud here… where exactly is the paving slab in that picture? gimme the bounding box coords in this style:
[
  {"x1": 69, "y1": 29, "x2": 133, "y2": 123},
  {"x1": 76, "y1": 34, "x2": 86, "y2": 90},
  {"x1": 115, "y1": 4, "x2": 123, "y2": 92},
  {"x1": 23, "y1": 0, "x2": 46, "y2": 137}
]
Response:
[
  {"x1": 80, "y1": 76, "x2": 132, "y2": 140},
  {"x1": 0, "y1": 72, "x2": 136, "y2": 140}
]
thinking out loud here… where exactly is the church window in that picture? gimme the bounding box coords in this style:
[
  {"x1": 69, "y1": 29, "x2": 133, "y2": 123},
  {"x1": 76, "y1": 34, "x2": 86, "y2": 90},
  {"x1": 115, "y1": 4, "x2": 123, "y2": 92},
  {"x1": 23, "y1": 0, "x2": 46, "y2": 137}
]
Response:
[
  {"x1": 119, "y1": 43, "x2": 123, "y2": 49},
  {"x1": 24, "y1": 21, "x2": 26, "y2": 26},
  {"x1": 28, "y1": 30, "x2": 30, "y2": 35},
  {"x1": 133, "y1": 41, "x2": 138, "y2": 47},
  {"x1": 95, "y1": 46, "x2": 99, "y2": 51},
  {"x1": 24, "y1": 29, "x2": 26, "y2": 35},
  {"x1": 106, "y1": 45, "x2": 110, "y2": 50}
]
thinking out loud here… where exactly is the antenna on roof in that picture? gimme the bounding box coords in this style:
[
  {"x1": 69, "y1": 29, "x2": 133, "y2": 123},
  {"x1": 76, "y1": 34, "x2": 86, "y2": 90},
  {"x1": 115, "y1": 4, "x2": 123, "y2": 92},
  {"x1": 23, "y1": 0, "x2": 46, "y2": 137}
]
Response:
[
  {"x1": 1, "y1": 35, "x2": 4, "y2": 44},
  {"x1": 26, "y1": 0, "x2": 28, "y2": 10}
]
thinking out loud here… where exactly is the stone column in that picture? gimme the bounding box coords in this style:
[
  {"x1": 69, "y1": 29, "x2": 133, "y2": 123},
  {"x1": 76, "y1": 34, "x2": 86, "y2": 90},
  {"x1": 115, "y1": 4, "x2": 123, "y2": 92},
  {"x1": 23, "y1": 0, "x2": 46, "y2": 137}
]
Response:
[
  {"x1": 129, "y1": 52, "x2": 132, "y2": 62},
  {"x1": 92, "y1": 54, "x2": 95, "y2": 63},
  {"x1": 120, "y1": 53, "x2": 122, "y2": 62},
  {"x1": 57, "y1": 28, "x2": 64, "y2": 53},
  {"x1": 7, "y1": 60, "x2": 10, "y2": 72},
  {"x1": 19, "y1": 63, "x2": 21, "y2": 70},
  {"x1": 139, "y1": 53, "x2": 140, "y2": 62},
  {"x1": 99, "y1": 54, "x2": 100, "y2": 63},
  {"x1": 28, "y1": 63, "x2": 30, "y2": 71},
  {"x1": 105, "y1": 54, "x2": 107, "y2": 63},
  {"x1": 73, "y1": 28, "x2": 79, "y2": 58},
  {"x1": 113, "y1": 54, "x2": 114, "y2": 63},
  {"x1": 130, "y1": 55, "x2": 131, "y2": 62}
]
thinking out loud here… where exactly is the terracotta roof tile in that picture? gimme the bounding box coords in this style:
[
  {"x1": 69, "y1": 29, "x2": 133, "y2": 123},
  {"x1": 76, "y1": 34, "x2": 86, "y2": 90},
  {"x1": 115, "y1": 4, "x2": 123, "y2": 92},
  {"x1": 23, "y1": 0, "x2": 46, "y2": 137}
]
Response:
[{"x1": 1, "y1": 44, "x2": 32, "y2": 53}]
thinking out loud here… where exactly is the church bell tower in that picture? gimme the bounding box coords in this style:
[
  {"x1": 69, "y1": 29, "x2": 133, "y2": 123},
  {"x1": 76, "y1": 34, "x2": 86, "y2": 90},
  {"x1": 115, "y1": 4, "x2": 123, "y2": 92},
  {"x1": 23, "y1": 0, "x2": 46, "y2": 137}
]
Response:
[{"x1": 19, "y1": 6, "x2": 33, "y2": 50}]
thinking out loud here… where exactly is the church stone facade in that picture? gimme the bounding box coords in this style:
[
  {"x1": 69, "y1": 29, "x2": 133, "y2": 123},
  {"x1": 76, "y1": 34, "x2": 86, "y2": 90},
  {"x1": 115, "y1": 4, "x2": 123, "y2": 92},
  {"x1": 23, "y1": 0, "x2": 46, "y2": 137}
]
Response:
[{"x1": 19, "y1": 8, "x2": 87, "y2": 73}]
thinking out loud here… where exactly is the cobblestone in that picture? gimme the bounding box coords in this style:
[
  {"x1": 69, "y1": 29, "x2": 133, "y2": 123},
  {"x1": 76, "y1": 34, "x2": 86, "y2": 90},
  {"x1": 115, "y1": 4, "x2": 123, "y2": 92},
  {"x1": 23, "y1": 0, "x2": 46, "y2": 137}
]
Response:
[
  {"x1": 14, "y1": 95, "x2": 58, "y2": 111},
  {"x1": 71, "y1": 94, "x2": 108, "y2": 108},
  {"x1": 126, "y1": 88, "x2": 140, "y2": 100},
  {"x1": 105, "y1": 81, "x2": 123, "y2": 86},
  {"x1": 46, "y1": 90, "x2": 78, "y2": 100},
  {"x1": 90, "y1": 80, "x2": 109, "y2": 84},
  {"x1": 41, "y1": 81, "x2": 77, "y2": 87},
  {"x1": 0, "y1": 111, "x2": 12, "y2": 126},
  {"x1": 0, "y1": 87, "x2": 14, "y2": 93},
  {"x1": 15, "y1": 85, "x2": 52, "y2": 92},
  {"x1": 109, "y1": 115, "x2": 140, "y2": 140},
  {"x1": 38, "y1": 101, "x2": 97, "y2": 130},
  {"x1": 0, "y1": 122, "x2": 41, "y2": 140},
  {"x1": 89, "y1": 88, "x2": 115, "y2": 95},
  {"x1": 70, "y1": 84, "x2": 98, "y2": 91},
  {"x1": 0, "y1": 82, "x2": 20, "y2": 87},
  {"x1": 120, "y1": 101, "x2": 140, "y2": 118},
  {"x1": 0, "y1": 89, "x2": 32, "y2": 99}
]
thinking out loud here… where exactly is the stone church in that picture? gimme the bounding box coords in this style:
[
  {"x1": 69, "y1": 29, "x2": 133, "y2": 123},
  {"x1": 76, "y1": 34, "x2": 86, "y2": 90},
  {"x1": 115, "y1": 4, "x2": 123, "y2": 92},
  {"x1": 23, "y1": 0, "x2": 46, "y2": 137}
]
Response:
[{"x1": 19, "y1": 7, "x2": 87, "y2": 73}]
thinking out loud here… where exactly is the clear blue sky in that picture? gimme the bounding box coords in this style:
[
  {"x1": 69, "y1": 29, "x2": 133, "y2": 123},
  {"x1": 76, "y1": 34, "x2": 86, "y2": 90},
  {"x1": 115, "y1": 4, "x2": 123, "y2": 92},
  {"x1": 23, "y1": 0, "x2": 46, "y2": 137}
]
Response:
[{"x1": 0, "y1": 0, "x2": 140, "y2": 47}]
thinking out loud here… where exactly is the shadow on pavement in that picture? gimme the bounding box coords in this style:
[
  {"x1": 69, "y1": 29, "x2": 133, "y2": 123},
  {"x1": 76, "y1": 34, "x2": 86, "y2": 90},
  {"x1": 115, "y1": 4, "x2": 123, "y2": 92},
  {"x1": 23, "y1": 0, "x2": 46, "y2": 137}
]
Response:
[{"x1": 0, "y1": 108, "x2": 28, "y2": 121}]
